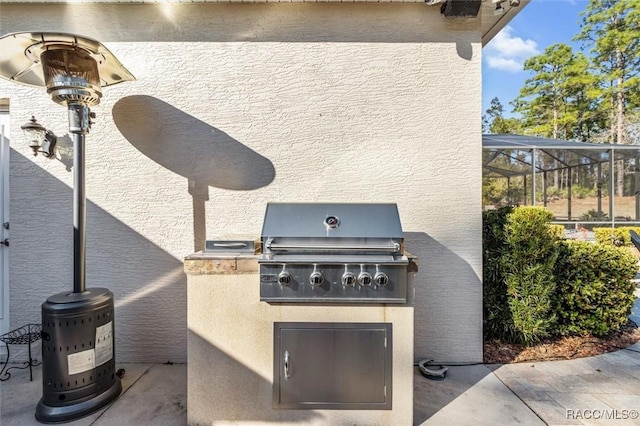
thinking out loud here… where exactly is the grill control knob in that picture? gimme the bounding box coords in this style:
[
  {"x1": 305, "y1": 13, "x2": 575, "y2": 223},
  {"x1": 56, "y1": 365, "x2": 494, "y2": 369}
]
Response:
[
  {"x1": 374, "y1": 272, "x2": 389, "y2": 287},
  {"x1": 342, "y1": 272, "x2": 357, "y2": 287},
  {"x1": 277, "y1": 271, "x2": 292, "y2": 286},
  {"x1": 358, "y1": 272, "x2": 372, "y2": 287},
  {"x1": 309, "y1": 271, "x2": 324, "y2": 287}
]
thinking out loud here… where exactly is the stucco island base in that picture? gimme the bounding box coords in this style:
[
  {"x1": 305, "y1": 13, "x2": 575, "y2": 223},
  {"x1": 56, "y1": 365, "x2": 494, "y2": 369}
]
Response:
[{"x1": 185, "y1": 252, "x2": 414, "y2": 425}]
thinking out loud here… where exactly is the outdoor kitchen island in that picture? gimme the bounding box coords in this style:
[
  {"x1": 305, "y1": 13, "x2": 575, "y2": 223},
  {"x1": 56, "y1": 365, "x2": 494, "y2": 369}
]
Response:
[{"x1": 185, "y1": 204, "x2": 416, "y2": 425}]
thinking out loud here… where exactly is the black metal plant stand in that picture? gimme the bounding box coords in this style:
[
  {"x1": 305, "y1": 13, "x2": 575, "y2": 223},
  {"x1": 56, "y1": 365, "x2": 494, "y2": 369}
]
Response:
[{"x1": 0, "y1": 323, "x2": 42, "y2": 381}]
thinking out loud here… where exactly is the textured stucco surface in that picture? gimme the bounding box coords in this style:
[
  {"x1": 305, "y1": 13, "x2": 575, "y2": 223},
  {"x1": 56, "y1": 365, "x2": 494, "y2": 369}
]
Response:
[
  {"x1": 1, "y1": 3, "x2": 482, "y2": 363},
  {"x1": 187, "y1": 270, "x2": 414, "y2": 424}
]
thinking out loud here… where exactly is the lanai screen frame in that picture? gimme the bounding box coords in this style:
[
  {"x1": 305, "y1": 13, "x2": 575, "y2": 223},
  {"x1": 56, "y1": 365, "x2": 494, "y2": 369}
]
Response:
[{"x1": 483, "y1": 134, "x2": 640, "y2": 227}]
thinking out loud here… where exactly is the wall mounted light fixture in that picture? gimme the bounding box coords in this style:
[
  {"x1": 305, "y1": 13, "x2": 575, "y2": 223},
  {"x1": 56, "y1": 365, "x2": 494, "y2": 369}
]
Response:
[{"x1": 20, "y1": 116, "x2": 57, "y2": 158}]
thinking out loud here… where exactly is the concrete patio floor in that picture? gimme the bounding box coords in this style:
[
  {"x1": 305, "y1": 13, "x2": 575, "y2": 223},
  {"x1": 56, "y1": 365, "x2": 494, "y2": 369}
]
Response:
[
  {"x1": 415, "y1": 289, "x2": 640, "y2": 426},
  {"x1": 2, "y1": 291, "x2": 639, "y2": 425},
  {"x1": 415, "y1": 342, "x2": 640, "y2": 426},
  {"x1": 1, "y1": 345, "x2": 639, "y2": 426},
  {"x1": 0, "y1": 363, "x2": 186, "y2": 426}
]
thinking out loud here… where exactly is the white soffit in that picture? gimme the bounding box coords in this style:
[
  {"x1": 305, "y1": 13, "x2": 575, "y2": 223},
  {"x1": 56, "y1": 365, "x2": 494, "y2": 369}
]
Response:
[
  {"x1": 0, "y1": 0, "x2": 529, "y2": 46},
  {"x1": 481, "y1": 0, "x2": 530, "y2": 46}
]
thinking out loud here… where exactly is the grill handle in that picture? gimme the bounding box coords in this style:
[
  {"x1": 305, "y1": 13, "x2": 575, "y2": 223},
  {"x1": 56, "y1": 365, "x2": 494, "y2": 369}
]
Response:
[
  {"x1": 266, "y1": 242, "x2": 401, "y2": 253},
  {"x1": 213, "y1": 242, "x2": 247, "y2": 248}
]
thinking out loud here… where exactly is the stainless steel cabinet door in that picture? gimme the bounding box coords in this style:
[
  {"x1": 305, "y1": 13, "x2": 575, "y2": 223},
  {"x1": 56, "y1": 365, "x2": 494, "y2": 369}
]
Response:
[{"x1": 273, "y1": 322, "x2": 392, "y2": 410}]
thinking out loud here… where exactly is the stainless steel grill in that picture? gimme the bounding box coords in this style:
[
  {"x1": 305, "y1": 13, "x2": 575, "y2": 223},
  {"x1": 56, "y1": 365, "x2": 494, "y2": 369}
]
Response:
[{"x1": 259, "y1": 203, "x2": 409, "y2": 303}]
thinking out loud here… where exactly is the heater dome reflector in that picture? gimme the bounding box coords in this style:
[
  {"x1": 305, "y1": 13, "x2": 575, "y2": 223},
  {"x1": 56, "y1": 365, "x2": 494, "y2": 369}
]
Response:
[{"x1": 0, "y1": 31, "x2": 135, "y2": 94}]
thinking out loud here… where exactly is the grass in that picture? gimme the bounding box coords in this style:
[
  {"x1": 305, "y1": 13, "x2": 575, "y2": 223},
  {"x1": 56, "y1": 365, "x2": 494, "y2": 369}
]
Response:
[{"x1": 542, "y1": 196, "x2": 640, "y2": 220}]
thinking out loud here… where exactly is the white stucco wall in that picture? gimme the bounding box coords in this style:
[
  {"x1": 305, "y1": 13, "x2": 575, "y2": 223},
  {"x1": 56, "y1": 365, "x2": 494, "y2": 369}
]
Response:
[{"x1": 1, "y1": 3, "x2": 482, "y2": 363}]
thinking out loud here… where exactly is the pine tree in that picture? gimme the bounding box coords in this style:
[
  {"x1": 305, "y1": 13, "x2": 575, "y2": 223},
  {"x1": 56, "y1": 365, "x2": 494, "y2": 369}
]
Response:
[
  {"x1": 574, "y1": 0, "x2": 640, "y2": 145},
  {"x1": 513, "y1": 43, "x2": 579, "y2": 139},
  {"x1": 483, "y1": 97, "x2": 523, "y2": 134},
  {"x1": 512, "y1": 44, "x2": 596, "y2": 188},
  {"x1": 562, "y1": 52, "x2": 605, "y2": 142}
]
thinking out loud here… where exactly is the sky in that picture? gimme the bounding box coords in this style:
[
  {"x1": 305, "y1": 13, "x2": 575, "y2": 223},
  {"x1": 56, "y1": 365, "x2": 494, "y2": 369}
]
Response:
[{"x1": 482, "y1": 0, "x2": 591, "y2": 118}]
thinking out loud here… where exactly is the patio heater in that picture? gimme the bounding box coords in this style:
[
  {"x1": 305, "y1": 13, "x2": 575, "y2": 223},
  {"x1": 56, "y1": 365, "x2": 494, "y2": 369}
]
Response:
[{"x1": 0, "y1": 32, "x2": 135, "y2": 423}]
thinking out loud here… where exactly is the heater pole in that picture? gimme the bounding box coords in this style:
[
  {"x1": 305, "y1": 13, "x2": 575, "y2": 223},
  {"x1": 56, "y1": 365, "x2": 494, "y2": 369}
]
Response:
[
  {"x1": 38, "y1": 102, "x2": 122, "y2": 423},
  {"x1": 69, "y1": 104, "x2": 90, "y2": 294}
]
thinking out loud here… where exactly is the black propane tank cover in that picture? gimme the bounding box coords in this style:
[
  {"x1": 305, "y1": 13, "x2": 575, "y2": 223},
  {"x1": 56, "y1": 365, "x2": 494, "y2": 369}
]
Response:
[{"x1": 35, "y1": 288, "x2": 122, "y2": 423}]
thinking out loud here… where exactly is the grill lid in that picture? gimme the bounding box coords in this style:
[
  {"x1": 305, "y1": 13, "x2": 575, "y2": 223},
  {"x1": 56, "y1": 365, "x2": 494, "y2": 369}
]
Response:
[{"x1": 261, "y1": 203, "x2": 403, "y2": 239}]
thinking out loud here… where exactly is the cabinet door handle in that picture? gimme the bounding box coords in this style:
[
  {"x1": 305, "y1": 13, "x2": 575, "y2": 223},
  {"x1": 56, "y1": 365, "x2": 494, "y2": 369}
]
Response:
[{"x1": 284, "y1": 350, "x2": 290, "y2": 380}]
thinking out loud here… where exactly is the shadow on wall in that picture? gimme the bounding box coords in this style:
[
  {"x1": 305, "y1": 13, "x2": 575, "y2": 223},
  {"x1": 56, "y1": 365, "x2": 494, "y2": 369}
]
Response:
[
  {"x1": 112, "y1": 95, "x2": 275, "y2": 191},
  {"x1": 190, "y1": 325, "x2": 489, "y2": 424},
  {"x1": 188, "y1": 330, "x2": 321, "y2": 423},
  {"x1": 404, "y1": 232, "x2": 483, "y2": 364},
  {"x1": 113, "y1": 95, "x2": 275, "y2": 251},
  {"x1": 9, "y1": 148, "x2": 187, "y2": 363},
  {"x1": 407, "y1": 231, "x2": 485, "y2": 423}
]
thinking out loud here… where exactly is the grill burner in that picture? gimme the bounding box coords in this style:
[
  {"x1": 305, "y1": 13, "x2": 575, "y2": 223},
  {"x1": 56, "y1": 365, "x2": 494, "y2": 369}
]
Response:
[{"x1": 259, "y1": 203, "x2": 409, "y2": 303}]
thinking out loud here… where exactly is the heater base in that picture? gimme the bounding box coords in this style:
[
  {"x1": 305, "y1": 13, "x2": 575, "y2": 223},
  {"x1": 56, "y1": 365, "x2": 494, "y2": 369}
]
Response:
[
  {"x1": 37, "y1": 288, "x2": 121, "y2": 424},
  {"x1": 35, "y1": 376, "x2": 122, "y2": 423}
]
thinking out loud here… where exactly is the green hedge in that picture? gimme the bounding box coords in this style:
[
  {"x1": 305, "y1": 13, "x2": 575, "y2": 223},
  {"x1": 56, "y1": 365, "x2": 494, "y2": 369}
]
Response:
[
  {"x1": 554, "y1": 240, "x2": 637, "y2": 336},
  {"x1": 502, "y1": 207, "x2": 558, "y2": 344},
  {"x1": 483, "y1": 207, "x2": 516, "y2": 342},
  {"x1": 593, "y1": 227, "x2": 640, "y2": 247},
  {"x1": 548, "y1": 224, "x2": 566, "y2": 240},
  {"x1": 483, "y1": 206, "x2": 638, "y2": 344}
]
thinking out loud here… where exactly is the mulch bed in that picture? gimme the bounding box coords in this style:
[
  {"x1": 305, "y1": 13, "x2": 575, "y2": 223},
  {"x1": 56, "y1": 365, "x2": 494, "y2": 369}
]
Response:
[{"x1": 483, "y1": 321, "x2": 640, "y2": 364}]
